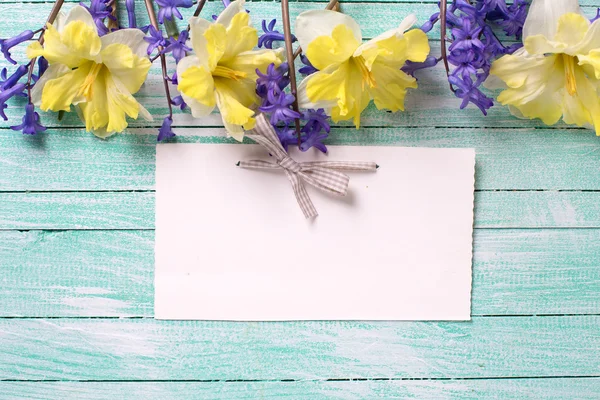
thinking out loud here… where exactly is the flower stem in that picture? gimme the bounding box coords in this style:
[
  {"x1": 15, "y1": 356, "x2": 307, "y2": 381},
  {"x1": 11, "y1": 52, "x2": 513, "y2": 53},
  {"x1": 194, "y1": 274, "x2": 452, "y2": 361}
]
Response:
[
  {"x1": 26, "y1": 0, "x2": 65, "y2": 100},
  {"x1": 281, "y1": 0, "x2": 302, "y2": 145},
  {"x1": 439, "y1": 0, "x2": 451, "y2": 78},
  {"x1": 144, "y1": 0, "x2": 174, "y2": 118},
  {"x1": 292, "y1": 0, "x2": 340, "y2": 61}
]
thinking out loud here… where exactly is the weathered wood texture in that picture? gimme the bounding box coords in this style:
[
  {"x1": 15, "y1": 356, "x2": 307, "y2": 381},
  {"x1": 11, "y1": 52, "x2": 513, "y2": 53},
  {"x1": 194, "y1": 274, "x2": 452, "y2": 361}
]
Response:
[
  {"x1": 1, "y1": 0, "x2": 599, "y2": 398},
  {"x1": 0, "y1": 317, "x2": 598, "y2": 380},
  {"x1": 3, "y1": 191, "x2": 600, "y2": 230},
  {"x1": 2, "y1": 230, "x2": 599, "y2": 317},
  {"x1": 2, "y1": 128, "x2": 600, "y2": 191},
  {"x1": 1, "y1": 378, "x2": 599, "y2": 400}
]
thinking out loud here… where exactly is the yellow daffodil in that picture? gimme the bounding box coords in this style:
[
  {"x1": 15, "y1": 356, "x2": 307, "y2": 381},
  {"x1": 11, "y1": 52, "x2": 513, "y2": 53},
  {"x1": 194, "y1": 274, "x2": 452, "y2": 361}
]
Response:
[
  {"x1": 27, "y1": 6, "x2": 152, "y2": 138},
  {"x1": 295, "y1": 11, "x2": 429, "y2": 128},
  {"x1": 176, "y1": 0, "x2": 283, "y2": 140},
  {"x1": 490, "y1": 0, "x2": 600, "y2": 134}
]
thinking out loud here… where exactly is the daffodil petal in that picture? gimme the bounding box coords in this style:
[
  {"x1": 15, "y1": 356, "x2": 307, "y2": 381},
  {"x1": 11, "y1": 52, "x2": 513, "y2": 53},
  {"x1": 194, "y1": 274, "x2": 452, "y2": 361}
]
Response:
[
  {"x1": 354, "y1": 14, "x2": 417, "y2": 59},
  {"x1": 101, "y1": 28, "x2": 149, "y2": 58},
  {"x1": 27, "y1": 23, "x2": 87, "y2": 68},
  {"x1": 571, "y1": 19, "x2": 600, "y2": 55},
  {"x1": 369, "y1": 62, "x2": 417, "y2": 112},
  {"x1": 297, "y1": 72, "x2": 338, "y2": 111},
  {"x1": 554, "y1": 13, "x2": 590, "y2": 48},
  {"x1": 178, "y1": 63, "x2": 217, "y2": 110},
  {"x1": 30, "y1": 63, "x2": 70, "y2": 106},
  {"x1": 523, "y1": 0, "x2": 583, "y2": 41},
  {"x1": 224, "y1": 48, "x2": 283, "y2": 80},
  {"x1": 61, "y1": 20, "x2": 102, "y2": 60},
  {"x1": 295, "y1": 10, "x2": 362, "y2": 55},
  {"x1": 61, "y1": 5, "x2": 97, "y2": 32},
  {"x1": 216, "y1": 0, "x2": 247, "y2": 29},
  {"x1": 306, "y1": 61, "x2": 369, "y2": 128},
  {"x1": 104, "y1": 71, "x2": 141, "y2": 134},
  {"x1": 203, "y1": 22, "x2": 227, "y2": 71},
  {"x1": 214, "y1": 79, "x2": 255, "y2": 141},
  {"x1": 564, "y1": 67, "x2": 600, "y2": 133},
  {"x1": 188, "y1": 17, "x2": 213, "y2": 69},
  {"x1": 357, "y1": 27, "x2": 429, "y2": 70},
  {"x1": 577, "y1": 50, "x2": 600, "y2": 79},
  {"x1": 222, "y1": 12, "x2": 258, "y2": 61},
  {"x1": 79, "y1": 70, "x2": 108, "y2": 132},
  {"x1": 101, "y1": 43, "x2": 151, "y2": 94},
  {"x1": 40, "y1": 62, "x2": 93, "y2": 112},
  {"x1": 492, "y1": 52, "x2": 564, "y2": 126},
  {"x1": 306, "y1": 23, "x2": 361, "y2": 71}
]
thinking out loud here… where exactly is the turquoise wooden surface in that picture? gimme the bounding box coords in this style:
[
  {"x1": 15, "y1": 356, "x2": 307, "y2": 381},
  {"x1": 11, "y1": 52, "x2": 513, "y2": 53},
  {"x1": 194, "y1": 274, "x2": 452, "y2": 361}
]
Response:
[{"x1": 1, "y1": 1, "x2": 600, "y2": 399}]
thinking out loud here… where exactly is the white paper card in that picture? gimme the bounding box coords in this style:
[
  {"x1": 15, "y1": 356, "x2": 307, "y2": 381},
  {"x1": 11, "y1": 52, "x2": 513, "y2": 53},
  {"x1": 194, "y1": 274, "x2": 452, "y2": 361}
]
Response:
[{"x1": 155, "y1": 144, "x2": 475, "y2": 321}]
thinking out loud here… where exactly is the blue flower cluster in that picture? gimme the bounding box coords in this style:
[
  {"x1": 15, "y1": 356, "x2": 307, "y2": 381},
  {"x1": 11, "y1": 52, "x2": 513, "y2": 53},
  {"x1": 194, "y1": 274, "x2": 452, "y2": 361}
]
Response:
[
  {"x1": 256, "y1": 19, "x2": 330, "y2": 153},
  {"x1": 256, "y1": 62, "x2": 330, "y2": 153},
  {"x1": 423, "y1": 0, "x2": 528, "y2": 115},
  {"x1": 0, "y1": 27, "x2": 49, "y2": 135}
]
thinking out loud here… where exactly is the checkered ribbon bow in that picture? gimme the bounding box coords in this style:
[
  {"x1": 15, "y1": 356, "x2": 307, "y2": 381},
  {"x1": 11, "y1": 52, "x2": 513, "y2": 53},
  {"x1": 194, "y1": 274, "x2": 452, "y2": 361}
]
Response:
[{"x1": 238, "y1": 114, "x2": 378, "y2": 219}]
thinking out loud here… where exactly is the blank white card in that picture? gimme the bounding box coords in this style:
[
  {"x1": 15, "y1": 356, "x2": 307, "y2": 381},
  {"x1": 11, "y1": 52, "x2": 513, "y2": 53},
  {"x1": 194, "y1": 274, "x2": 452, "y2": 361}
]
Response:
[{"x1": 155, "y1": 144, "x2": 475, "y2": 321}]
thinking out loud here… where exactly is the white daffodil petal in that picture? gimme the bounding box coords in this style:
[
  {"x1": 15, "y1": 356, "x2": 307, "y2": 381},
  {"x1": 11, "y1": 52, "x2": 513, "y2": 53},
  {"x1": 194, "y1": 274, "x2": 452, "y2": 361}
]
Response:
[
  {"x1": 216, "y1": 0, "x2": 247, "y2": 28},
  {"x1": 355, "y1": 13, "x2": 417, "y2": 58},
  {"x1": 62, "y1": 5, "x2": 97, "y2": 31},
  {"x1": 188, "y1": 16, "x2": 213, "y2": 69},
  {"x1": 572, "y1": 19, "x2": 600, "y2": 54},
  {"x1": 101, "y1": 29, "x2": 149, "y2": 58},
  {"x1": 523, "y1": 0, "x2": 583, "y2": 40},
  {"x1": 30, "y1": 63, "x2": 71, "y2": 106},
  {"x1": 295, "y1": 10, "x2": 362, "y2": 53}
]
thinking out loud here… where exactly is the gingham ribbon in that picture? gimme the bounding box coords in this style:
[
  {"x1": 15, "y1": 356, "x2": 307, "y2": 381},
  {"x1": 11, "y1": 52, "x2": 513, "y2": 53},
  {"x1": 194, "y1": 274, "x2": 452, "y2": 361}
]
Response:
[{"x1": 238, "y1": 114, "x2": 377, "y2": 219}]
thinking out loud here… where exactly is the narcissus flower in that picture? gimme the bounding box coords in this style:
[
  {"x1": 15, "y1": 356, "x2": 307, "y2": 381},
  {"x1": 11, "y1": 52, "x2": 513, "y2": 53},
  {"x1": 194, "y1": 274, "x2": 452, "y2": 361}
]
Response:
[
  {"x1": 27, "y1": 6, "x2": 152, "y2": 138},
  {"x1": 176, "y1": 0, "x2": 283, "y2": 140},
  {"x1": 490, "y1": 0, "x2": 600, "y2": 134},
  {"x1": 295, "y1": 10, "x2": 430, "y2": 128}
]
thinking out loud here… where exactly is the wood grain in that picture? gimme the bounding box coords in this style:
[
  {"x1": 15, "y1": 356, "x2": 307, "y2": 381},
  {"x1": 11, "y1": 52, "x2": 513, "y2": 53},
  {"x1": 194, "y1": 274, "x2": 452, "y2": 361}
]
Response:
[
  {"x1": 1, "y1": 378, "x2": 599, "y2": 399},
  {"x1": 0, "y1": 316, "x2": 598, "y2": 380},
  {"x1": 2, "y1": 191, "x2": 600, "y2": 230},
  {"x1": 3, "y1": 127, "x2": 600, "y2": 191},
  {"x1": 1, "y1": 229, "x2": 599, "y2": 317}
]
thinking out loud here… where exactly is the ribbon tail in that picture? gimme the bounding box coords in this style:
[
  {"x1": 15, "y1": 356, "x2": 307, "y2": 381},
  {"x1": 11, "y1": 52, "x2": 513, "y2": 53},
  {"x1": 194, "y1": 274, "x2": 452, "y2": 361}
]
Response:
[
  {"x1": 284, "y1": 169, "x2": 318, "y2": 219},
  {"x1": 238, "y1": 160, "x2": 281, "y2": 170},
  {"x1": 300, "y1": 167, "x2": 350, "y2": 196},
  {"x1": 301, "y1": 161, "x2": 378, "y2": 171}
]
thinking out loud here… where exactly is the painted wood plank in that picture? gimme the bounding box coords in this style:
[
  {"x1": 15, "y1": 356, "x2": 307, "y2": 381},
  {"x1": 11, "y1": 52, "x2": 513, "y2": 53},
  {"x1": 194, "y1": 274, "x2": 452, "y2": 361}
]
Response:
[
  {"x1": 2, "y1": 191, "x2": 600, "y2": 230},
  {"x1": 1, "y1": 229, "x2": 599, "y2": 317},
  {"x1": 2, "y1": 127, "x2": 600, "y2": 191},
  {"x1": 0, "y1": 378, "x2": 599, "y2": 400},
  {"x1": 0, "y1": 316, "x2": 598, "y2": 380}
]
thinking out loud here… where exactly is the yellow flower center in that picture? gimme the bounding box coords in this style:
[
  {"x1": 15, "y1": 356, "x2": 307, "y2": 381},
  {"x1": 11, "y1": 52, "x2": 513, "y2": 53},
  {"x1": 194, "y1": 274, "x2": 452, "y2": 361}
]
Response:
[
  {"x1": 212, "y1": 65, "x2": 247, "y2": 82},
  {"x1": 352, "y1": 55, "x2": 377, "y2": 89},
  {"x1": 562, "y1": 54, "x2": 578, "y2": 96},
  {"x1": 77, "y1": 62, "x2": 104, "y2": 100}
]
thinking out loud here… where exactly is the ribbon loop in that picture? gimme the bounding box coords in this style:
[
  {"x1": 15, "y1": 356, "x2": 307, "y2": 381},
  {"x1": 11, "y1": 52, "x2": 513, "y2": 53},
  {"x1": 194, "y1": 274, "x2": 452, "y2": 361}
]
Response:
[{"x1": 239, "y1": 114, "x2": 377, "y2": 219}]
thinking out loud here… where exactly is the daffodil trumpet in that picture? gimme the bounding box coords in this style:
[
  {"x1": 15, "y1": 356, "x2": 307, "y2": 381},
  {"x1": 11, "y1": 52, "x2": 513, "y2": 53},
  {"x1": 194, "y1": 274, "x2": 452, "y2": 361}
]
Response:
[
  {"x1": 294, "y1": 10, "x2": 430, "y2": 128},
  {"x1": 26, "y1": 5, "x2": 152, "y2": 138},
  {"x1": 490, "y1": 0, "x2": 600, "y2": 134}
]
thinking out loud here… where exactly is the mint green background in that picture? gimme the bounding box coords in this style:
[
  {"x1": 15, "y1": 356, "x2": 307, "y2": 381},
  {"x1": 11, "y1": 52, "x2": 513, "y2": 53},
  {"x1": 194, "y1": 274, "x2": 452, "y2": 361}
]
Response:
[{"x1": 0, "y1": 1, "x2": 599, "y2": 398}]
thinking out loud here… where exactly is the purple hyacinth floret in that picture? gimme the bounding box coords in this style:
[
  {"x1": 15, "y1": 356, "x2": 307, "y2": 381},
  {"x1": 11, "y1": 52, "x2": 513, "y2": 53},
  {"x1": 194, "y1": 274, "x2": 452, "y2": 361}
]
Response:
[
  {"x1": 126, "y1": 0, "x2": 137, "y2": 28},
  {"x1": 260, "y1": 90, "x2": 302, "y2": 125},
  {"x1": 258, "y1": 19, "x2": 296, "y2": 49},
  {"x1": 402, "y1": 56, "x2": 439, "y2": 77},
  {"x1": 81, "y1": 0, "x2": 114, "y2": 35},
  {"x1": 155, "y1": 0, "x2": 193, "y2": 24},
  {"x1": 163, "y1": 30, "x2": 191, "y2": 63},
  {"x1": 1, "y1": 65, "x2": 28, "y2": 91},
  {"x1": 255, "y1": 62, "x2": 331, "y2": 153},
  {"x1": 299, "y1": 54, "x2": 318, "y2": 76},
  {"x1": 145, "y1": 26, "x2": 169, "y2": 55},
  {"x1": 11, "y1": 103, "x2": 46, "y2": 135},
  {"x1": 0, "y1": 83, "x2": 27, "y2": 120},
  {"x1": 33, "y1": 57, "x2": 48, "y2": 83},
  {"x1": 171, "y1": 95, "x2": 187, "y2": 111},
  {"x1": 420, "y1": 0, "x2": 529, "y2": 115},
  {"x1": 157, "y1": 116, "x2": 176, "y2": 142},
  {"x1": 0, "y1": 30, "x2": 34, "y2": 65}
]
